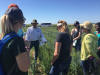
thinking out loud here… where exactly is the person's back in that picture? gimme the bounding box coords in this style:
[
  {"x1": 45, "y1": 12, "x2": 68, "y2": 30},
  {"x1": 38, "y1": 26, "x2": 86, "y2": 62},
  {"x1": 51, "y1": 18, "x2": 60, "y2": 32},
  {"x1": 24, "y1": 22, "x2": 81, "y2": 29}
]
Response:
[
  {"x1": 0, "y1": 33, "x2": 28, "y2": 75},
  {"x1": 49, "y1": 20, "x2": 72, "y2": 75},
  {"x1": 72, "y1": 28, "x2": 79, "y2": 38},
  {"x1": 81, "y1": 33, "x2": 98, "y2": 60},
  {"x1": 94, "y1": 22, "x2": 100, "y2": 58},
  {"x1": 80, "y1": 21, "x2": 99, "y2": 75},
  {"x1": 71, "y1": 28, "x2": 81, "y2": 50},
  {"x1": 55, "y1": 32, "x2": 72, "y2": 63},
  {"x1": 0, "y1": 4, "x2": 30, "y2": 75}
]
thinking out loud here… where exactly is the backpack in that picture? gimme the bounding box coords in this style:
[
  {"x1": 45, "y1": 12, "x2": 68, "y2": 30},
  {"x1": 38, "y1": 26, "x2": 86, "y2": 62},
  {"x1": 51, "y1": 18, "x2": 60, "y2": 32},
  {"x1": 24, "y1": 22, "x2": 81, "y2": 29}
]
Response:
[{"x1": 0, "y1": 32, "x2": 18, "y2": 75}]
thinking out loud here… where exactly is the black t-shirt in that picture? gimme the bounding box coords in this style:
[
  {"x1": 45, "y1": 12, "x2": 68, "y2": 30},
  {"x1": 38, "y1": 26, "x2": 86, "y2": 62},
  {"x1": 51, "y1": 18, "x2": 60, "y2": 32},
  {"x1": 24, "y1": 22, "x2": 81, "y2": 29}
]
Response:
[
  {"x1": 0, "y1": 33, "x2": 28, "y2": 75},
  {"x1": 55, "y1": 32, "x2": 73, "y2": 63}
]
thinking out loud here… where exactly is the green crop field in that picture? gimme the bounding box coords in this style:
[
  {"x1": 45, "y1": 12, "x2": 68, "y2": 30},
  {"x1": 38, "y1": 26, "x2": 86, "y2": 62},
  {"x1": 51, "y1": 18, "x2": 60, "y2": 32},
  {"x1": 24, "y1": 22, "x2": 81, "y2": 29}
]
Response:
[{"x1": 23, "y1": 25, "x2": 95, "y2": 75}]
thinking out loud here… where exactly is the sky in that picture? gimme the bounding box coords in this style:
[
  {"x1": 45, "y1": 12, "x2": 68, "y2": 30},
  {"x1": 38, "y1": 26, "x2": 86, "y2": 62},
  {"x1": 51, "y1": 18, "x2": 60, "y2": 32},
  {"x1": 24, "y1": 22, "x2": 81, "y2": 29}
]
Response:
[{"x1": 0, "y1": 0, "x2": 100, "y2": 24}]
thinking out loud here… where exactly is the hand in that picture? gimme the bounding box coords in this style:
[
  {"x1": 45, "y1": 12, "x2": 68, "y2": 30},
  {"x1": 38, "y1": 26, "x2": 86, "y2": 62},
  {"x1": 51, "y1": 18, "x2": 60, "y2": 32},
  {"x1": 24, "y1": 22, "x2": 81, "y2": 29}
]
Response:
[
  {"x1": 51, "y1": 62, "x2": 53, "y2": 65},
  {"x1": 97, "y1": 47, "x2": 100, "y2": 50},
  {"x1": 73, "y1": 39, "x2": 75, "y2": 41},
  {"x1": 25, "y1": 46, "x2": 30, "y2": 52},
  {"x1": 44, "y1": 41, "x2": 47, "y2": 44},
  {"x1": 51, "y1": 60, "x2": 55, "y2": 65},
  {"x1": 96, "y1": 59, "x2": 100, "y2": 65}
]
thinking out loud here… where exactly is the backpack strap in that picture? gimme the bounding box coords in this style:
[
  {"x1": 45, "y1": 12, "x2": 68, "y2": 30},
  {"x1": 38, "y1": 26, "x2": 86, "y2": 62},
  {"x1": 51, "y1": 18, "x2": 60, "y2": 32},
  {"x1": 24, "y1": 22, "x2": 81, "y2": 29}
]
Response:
[
  {"x1": 0, "y1": 32, "x2": 18, "y2": 75},
  {"x1": 2, "y1": 32, "x2": 18, "y2": 43},
  {"x1": 0, "y1": 32, "x2": 18, "y2": 54}
]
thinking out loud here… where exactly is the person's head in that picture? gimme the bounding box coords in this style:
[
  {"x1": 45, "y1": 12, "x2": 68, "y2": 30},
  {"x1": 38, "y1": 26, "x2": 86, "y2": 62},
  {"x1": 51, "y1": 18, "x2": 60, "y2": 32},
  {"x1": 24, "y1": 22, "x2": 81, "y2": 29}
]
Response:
[
  {"x1": 95, "y1": 22, "x2": 100, "y2": 32},
  {"x1": 74, "y1": 21, "x2": 80, "y2": 29},
  {"x1": 31, "y1": 19, "x2": 38, "y2": 28},
  {"x1": 82, "y1": 21, "x2": 93, "y2": 33},
  {"x1": 57, "y1": 20, "x2": 69, "y2": 32},
  {"x1": 8, "y1": 3, "x2": 19, "y2": 9},
  {"x1": 1, "y1": 6, "x2": 25, "y2": 35}
]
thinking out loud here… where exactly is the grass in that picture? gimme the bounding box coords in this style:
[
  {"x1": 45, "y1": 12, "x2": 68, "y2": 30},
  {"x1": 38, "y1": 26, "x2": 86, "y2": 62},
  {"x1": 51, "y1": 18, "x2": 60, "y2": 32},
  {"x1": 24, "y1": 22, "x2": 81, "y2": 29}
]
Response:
[{"x1": 23, "y1": 25, "x2": 96, "y2": 75}]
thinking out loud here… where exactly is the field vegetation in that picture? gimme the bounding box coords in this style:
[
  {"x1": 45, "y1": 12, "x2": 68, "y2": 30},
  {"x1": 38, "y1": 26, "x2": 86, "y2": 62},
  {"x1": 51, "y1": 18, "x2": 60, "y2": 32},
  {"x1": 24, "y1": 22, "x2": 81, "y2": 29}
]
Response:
[{"x1": 23, "y1": 24, "x2": 95, "y2": 75}]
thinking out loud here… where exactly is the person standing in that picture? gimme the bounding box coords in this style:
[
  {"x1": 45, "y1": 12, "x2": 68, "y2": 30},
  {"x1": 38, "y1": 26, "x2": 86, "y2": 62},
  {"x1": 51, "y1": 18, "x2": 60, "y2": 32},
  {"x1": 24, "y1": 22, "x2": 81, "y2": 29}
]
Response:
[
  {"x1": 49, "y1": 20, "x2": 72, "y2": 75},
  {"x1": 71, "y1": 21, "x2": 81, "y2": 51},
  {"x1": 81, "y1": 21, "x2": 98, "y2": 75},
  {"x1": 0, "y1": 4, "x2": 30, "y2": 75},
  {"x1": 94, "y1": 22, "x2": 100, "y2": 58},
  {"x1": 25, "y1": 19, "x2": 44, "y2": 61}
]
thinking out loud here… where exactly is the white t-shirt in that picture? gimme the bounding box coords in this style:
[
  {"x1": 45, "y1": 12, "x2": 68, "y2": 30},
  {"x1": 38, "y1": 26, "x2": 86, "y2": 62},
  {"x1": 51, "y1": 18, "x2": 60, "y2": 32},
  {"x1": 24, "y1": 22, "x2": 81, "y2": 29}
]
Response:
[{"x1": 25, "y1": 26, "x2": 43, "y2": 41}]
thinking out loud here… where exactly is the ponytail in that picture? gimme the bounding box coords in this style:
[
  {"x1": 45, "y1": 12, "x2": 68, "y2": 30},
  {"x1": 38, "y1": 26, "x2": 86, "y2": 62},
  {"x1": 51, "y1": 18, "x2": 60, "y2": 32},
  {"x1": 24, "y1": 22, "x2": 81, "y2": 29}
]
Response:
[{"x1": 1, "y1": 15, "x2": 14, "y2": 35}]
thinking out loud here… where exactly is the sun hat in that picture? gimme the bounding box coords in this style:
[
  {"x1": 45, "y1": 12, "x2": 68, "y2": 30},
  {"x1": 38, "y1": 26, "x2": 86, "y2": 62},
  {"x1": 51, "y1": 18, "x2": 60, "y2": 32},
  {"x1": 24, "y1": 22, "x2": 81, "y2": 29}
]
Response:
[
  {"x1": 5, "y1": 7, "x2": 25, "y2": 24},
  {"x1": 31, "y1": 19, "x2": 38, "y2": 24},
  {"x1": 8, "y1": 3, "x2": 19, "y2": 9},
  {"x1": 83, "y1": 21, "x2": 93, "y2": 30}
]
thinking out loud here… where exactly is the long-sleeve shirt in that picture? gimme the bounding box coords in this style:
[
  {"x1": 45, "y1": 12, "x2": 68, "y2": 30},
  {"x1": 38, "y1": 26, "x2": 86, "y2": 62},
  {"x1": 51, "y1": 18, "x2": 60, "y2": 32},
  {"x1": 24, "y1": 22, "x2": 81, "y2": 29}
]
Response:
[
  {"x1": 81, "y1": 33, "x2": 98, "y2": 60},
  {"x1": 25, "y1": 26, "x2": 44, "y2": 41}
]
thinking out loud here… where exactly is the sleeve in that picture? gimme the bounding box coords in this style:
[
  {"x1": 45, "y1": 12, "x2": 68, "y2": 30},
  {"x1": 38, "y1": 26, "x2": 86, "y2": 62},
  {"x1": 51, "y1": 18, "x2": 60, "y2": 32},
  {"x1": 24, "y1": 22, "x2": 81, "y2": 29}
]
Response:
[
  {"x1": 56, "y1": 33, "x2": 62, "y2": 42},
  {"x1": 85, "y1": 35, "x2": 98, "y2": 58},
  {"x1": 12, "y1": 37, "x2": 26, "y2": 57},
  {"x1": 39, "y1": 28, "x2": 44, "y2": 38},
  {"x1": 25, "y1": 28, "x2": 30, "y2": 41}
]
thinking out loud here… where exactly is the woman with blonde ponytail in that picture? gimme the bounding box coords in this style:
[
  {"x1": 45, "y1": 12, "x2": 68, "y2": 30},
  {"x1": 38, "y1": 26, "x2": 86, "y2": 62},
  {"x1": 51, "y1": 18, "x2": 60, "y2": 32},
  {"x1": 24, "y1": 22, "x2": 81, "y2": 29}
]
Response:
[
  {"x1": 0, "y1": 4, "x2": 30, "y2": 75},
  {"x1": 49, "y1": 20, "x2": 73, "y2": 75}
]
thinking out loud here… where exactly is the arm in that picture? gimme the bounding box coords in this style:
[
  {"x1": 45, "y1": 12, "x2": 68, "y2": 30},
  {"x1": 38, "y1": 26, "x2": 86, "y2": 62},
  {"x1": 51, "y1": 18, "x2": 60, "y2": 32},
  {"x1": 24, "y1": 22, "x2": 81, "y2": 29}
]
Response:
[
  {"x1": 39, "y1": 28, "x2": 44, "y2": 38},
  {"x1": 40, "y1": 28, "x2": 47, "y2": 43},
  {"x1": 71, "y1": 29, "x2": 74, "y2": 35},
  {"x1": 73, "y1": 32, "x2": 81, "y2": 41},
  {"x1": 51, "y1": 42, "x2": 62, "y2": 65},
  {"x1": 16, "y1": 51, "x2": 30, "y2": 72},
  {"x1": 13, "y1": 38, "x2": 30, "y2": 72},
  {"x1": 25, "y1": 28, "x2": 30, "y2": 41}
]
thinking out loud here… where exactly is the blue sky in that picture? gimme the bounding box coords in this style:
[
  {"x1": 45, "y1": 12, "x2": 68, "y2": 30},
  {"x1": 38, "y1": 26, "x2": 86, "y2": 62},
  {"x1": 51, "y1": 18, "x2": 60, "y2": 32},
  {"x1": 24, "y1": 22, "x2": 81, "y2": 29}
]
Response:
[{"x1": 0, "y1": 0, "x2": 100, "y2": 24}]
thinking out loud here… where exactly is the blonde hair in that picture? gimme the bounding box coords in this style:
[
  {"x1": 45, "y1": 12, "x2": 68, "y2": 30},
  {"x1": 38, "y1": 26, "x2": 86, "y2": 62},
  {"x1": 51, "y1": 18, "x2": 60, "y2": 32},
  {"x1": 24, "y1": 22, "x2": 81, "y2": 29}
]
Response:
[
  {"x1": 58, "y1": 20, "x2": 69, "y2": 33},
  {"x1": 83, "y1": 21, "x2": 93, "y2": 32},
  {"x1": 1, "y1": 15, "x2": 14, "y2": 35}
]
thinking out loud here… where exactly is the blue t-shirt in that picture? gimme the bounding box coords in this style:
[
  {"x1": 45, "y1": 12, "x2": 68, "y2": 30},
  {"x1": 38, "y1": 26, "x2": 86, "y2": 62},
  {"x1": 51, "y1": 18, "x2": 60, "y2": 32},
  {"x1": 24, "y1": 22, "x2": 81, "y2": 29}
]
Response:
[{"x1": 94, "y1": 31, "x2": 100, "y2": 46}]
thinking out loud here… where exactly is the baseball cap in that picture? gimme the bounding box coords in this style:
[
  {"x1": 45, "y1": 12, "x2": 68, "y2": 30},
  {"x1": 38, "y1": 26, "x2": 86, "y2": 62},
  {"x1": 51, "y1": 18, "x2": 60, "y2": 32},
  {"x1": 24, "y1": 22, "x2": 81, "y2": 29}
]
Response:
[
  {"x1": 8, "y1": 3, "x2": 19, "y2": 9},
  {"x1": 74, "y1": 21, "x2": 80, "y2": 26},
  {"x1": 5, "y1": 7, "x2": 25, "y2": 24}
]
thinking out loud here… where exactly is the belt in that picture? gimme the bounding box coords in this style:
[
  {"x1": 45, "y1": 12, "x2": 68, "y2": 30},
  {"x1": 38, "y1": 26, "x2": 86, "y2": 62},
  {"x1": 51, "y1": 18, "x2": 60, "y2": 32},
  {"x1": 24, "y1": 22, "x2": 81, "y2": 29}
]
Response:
[{"x1": 31, "y1": 40, "x2": 39, "y2": 42}]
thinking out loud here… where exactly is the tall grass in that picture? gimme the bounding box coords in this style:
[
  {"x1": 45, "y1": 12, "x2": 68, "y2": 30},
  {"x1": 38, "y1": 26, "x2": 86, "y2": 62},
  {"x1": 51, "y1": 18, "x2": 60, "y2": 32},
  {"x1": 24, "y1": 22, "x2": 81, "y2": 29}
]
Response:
[{"x1": 23, "y1": 25, "x2": 96, "y2": 75}]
